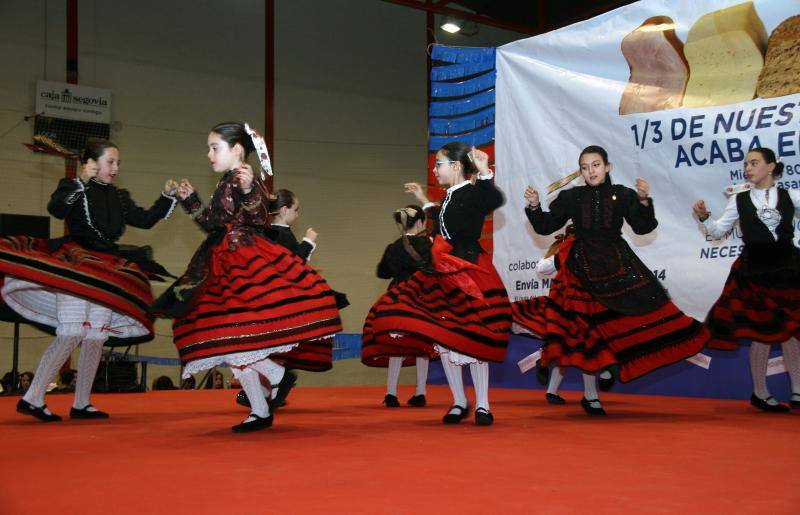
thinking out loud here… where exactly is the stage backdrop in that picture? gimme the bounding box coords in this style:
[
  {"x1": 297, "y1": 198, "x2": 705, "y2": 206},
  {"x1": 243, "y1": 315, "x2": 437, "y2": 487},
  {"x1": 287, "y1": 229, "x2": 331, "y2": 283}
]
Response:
[
  {"x1": 423, "y1": 1, "x2": 797, "y2": 400},
  {"x1": 494, "y1": 0, "x2": 800, "y2": 320}
]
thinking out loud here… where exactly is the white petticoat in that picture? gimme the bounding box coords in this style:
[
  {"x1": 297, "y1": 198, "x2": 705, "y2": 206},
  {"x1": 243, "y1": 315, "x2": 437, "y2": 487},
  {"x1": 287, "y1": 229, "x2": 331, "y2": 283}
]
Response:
[
  {"x1": 511, "y1": 322, "x2": 536, "y2": 336},
  {"x1": 1, "y1": 277, "x2": 148, "y2": 338},
  {"x1": 434, "y1": 344, "x2": 481, "y2": 365},
  {"x1": 182, "y1": 343, "x2": 299, "y2": 378}
]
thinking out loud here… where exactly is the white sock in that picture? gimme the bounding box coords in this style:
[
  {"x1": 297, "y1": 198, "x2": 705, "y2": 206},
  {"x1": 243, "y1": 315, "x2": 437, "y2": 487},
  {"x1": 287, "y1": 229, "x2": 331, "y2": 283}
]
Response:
[
  {"x1": 73, "y1": 337, "x2": 105, "y2": 410},
  {"x1": 23, "y1": 293, "x2": 88, "y2": 407},
  {"x1": 547, "y1": 367, "x2": 565, "y2": 395},
  {"x1": 23, "y1": 333, "x2": 83, "y2": 408},
  {"x1": 780, "y1": 338, "x2": 800, "y2": 396},
  {"x1": 241, "y1": 381, "x2": 269, "y2": 400},
  {"x1": 415, "y1": 357, "x2": 429, "y2": 396},
  {"x1": 247, "y1": 358, "x2": 285, "y2": 399},
  {"x1": 232, "y1": 367, "x2": 269, "y2": 418},
  {"x1": 386, "y1": 357, "x2": 402, "y2": 396},
  {"x1": 469, "y1": 361, "x2": 490, "y2": 411},
  {"x1": 23, "y1": 293, "x2": 89, "y2": 407},
  {"x1": 440, "y1": 354, "x2": 467, "y2": 409},
  {"x1": 750, "y1": 342, "x2": 775, "y2": 404},
  {"x1": 583, "y1": 373, "x2": 599, "y2": 402},
  {"x1": 73, "y1": 304, "x2": 112, "y2": 410},
  {"x1": 599, "y1": 370, "x2": 612, "y2": 380}
]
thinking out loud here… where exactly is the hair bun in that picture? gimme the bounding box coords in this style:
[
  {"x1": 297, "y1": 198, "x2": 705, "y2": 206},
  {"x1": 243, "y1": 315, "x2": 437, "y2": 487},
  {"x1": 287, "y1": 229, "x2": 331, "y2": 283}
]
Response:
[{"x1": 393, "y1": 204, "x2": 425, "y2": 231}]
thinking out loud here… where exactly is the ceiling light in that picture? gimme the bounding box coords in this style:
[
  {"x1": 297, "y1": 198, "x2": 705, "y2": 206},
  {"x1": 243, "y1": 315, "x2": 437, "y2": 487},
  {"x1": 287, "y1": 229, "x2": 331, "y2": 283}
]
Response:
[{"x1": 440, "y1": 17, "x2": 462, "y2": 33}]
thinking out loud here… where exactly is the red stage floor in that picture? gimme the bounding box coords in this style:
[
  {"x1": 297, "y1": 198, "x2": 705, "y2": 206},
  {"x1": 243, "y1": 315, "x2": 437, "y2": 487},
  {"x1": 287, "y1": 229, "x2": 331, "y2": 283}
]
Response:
[{"x1": 0, "y1": 386, "x2": 797, "y2": 514}]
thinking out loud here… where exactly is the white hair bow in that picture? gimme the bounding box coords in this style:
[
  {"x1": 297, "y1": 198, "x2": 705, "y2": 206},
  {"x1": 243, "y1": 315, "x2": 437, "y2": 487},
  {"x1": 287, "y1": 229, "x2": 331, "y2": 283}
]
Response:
[{"x1": 244, "y1": 122, "x2": 273, "y2": 179}]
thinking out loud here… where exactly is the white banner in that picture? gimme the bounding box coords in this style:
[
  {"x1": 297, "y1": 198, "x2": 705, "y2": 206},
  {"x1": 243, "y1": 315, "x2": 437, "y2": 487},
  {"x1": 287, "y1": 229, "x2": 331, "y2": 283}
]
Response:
[
  {"x1": 495, "y1": 0, "x2": 800, "y2": 319},
  {"x1": 35, "y1": 80, "x2": 111, "y2": 123}
]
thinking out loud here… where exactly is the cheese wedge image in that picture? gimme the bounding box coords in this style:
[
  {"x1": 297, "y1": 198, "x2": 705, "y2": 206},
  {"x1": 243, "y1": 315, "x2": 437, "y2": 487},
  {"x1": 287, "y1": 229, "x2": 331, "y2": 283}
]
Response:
[
  {"x1": 619, "y1": 16, "x2": 688, "y2": 115},
  {"x1": 757, "y1": 15, "x2": 800, "y2": 99},
  {"x1": 682, "y1": 2, "x2": 768, "y2": 108}
]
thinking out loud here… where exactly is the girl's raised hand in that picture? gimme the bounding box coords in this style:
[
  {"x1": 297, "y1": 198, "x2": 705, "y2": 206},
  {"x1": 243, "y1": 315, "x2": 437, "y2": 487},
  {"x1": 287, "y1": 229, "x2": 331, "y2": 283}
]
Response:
[
  {"x1": 79, "y1": 162, "x2": 99, "y2": 184},
  {"x1": 305, "y1": 227, "x2": 318, "y2": 242},
  {"x1": 234, "y1": 164, "x2": 254, "y2": 192},
  {"x1": 164, "y1": 179, "x2": 179, "y2": 196},
  {"x1": 177, "y1": 179, "x2": 194, "y2": 200},
  {"x1": 635, "y1": 177, "x2": 650, "y2": 199},
  {"x1": 692, "y1": 200, "x2": 710, "y2": 221},
  {"x1": 524, "y1": 185, "x2": 540, "y2": 207},
  {"x1": 470, "y1": 147, "x2": 490, "y2": 174},
  {"x1": 404, "y1": 182, "x2": 429, "y2": 204}
]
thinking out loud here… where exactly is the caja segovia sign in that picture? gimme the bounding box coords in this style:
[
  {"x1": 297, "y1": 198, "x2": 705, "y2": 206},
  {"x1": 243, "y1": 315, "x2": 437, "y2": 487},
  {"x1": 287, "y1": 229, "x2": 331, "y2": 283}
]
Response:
[{"x1": 35, "y1": 80, "x2": 112, "y2": 124}]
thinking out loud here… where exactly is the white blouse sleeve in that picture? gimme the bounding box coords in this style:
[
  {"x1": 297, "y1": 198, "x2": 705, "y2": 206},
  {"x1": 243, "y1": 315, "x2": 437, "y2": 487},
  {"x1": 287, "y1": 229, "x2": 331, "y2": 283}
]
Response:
[
  {"x1": 702, "y1": 195, "x2": 739, "y2": 240},
  {"x1": 790, "y1": 189, "x2": 800, "y2": 217},
  {"x1": 536, "y1": 256, "x2": 557, "y2": 276}
]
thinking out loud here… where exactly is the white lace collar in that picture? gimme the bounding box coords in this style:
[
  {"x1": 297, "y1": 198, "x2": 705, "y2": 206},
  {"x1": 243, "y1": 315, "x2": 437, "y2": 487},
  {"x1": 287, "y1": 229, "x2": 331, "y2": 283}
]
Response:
[{"x1": 446, "y1": 180, "x2": 471, "y2": 194}]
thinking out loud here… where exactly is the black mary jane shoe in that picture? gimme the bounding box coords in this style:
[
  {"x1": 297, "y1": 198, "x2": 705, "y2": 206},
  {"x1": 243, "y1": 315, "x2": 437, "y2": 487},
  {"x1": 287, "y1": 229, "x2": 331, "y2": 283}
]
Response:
[
  {"x1": 235, "y1": 390, "x2": 252, "y2": 408},
  {"x1": 442, "y1": 404, "x2": 470, "y2": 424},
  {"x1": 268, "y1": 371, "x2": 298, "y2": 412},
  {"x1": 17, "y1": 399, "x2": 62, "y2": 422},
  {"x1": 599, "y1": 372, "x2": 616, "y2": 392},
  {"x1": 535, "y1": 366, "x2": 549, "y2": 386},
  {"x1": 581, "y1": 397, "x2": 607, "y2": 416},
  {"x1": 474, "y1": 408, "x2": 494, "y2": 426},
  {"x1": 407, "y1": 394, "x2": 427, "y2": 407},
  {"x1": 232, "y1": 413, "x2": 274, "y2": 433},
  {"x1": 70, "y1": 405, "x2": 110, "y2": 419},
  {"x1": 545, "y1": 393, "x2": 566, "y2": 405},
  {"x1": 750, "y1": 394, "x2": 790, "y2": 413},
  {"x1": 791, "y1": 396, "x2": 800, "y2": 410},
  {"x1": 383, "y1": 394, "x2": 400, "y2": 407}
]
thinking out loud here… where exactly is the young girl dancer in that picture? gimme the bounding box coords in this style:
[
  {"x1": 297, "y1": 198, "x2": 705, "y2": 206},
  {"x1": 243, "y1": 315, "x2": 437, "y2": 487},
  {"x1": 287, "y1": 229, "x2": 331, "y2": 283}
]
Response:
[
  {"x1": 153, "y1": 122, "x2": 342, "y2": 432},
  {"x1": 370, "y1": 205, "x2": 432, "y2": 408},
  {"x1": 693, "y1": 147, "x2": 800, "y2": 412},
  {"x1": 518, "y1": 145, "x2": 708, "y2": 415},
  {"x1": 235, "y1": 188, "x2": 348, "y2": 410},
  {"x1": 266, "y1": 188, "x2": 350, "y2": 311},
  {"x1": 362, "y1": 143, "x2": 511, "y2": 425},
  {"x1": 0, "y1": 139, "x2": 177, "y2": 421},
  {"x1": 268, "y1": 189, "x2": 317, "y2": 261},
  {"x1": 514, "y1": 226, "x2": 616, "y2": 404}
]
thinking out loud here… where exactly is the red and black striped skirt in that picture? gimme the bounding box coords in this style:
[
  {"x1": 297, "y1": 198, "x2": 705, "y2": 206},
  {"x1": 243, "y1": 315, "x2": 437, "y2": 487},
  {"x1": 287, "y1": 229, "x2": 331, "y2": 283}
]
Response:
[
  {"x1": 173, "y1": 235, "x2": 342, "y2": 371},
  {"x1": 362, "y1": 243, "x2": 511, "y2": 366},
  {"x1": 269, "y1": 335, "x2": 334, "y2": 372},
  {"x1": 513, "y1": 256, "x2": 709, "y2": 383},
  {"x1": 706, "y1": 257, "x2": 800, "y2": 349},
  {"x1": 0, "y1": 236, "x2": 153, "y2": 338},
  {"x1": 511, "y1": 295, "x2": 548, "y2": 339}
]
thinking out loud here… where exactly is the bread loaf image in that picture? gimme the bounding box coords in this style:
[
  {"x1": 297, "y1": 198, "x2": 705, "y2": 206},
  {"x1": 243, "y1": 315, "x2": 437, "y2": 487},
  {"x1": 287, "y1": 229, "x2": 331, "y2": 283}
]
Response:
[
  {"x1": 682, "y1": 2, "x2": 768, "y2": 108},
  {"x1": 619, "y1": 16, "x2": 688, "y2": 115},
  {"x1": 756, "y1": 15, "x2": 800, "y2": 99}
]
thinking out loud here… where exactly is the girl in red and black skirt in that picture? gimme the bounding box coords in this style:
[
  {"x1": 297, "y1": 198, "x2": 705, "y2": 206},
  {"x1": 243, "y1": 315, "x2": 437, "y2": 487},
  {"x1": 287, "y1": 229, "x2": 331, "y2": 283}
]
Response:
[
  {"x1": 362, "y1": 143, "x2": 511, "y2": 426},
  {"x1": 0, "y1": 139, "x2": 177, "y2": 421},
  {"x1": 518, "y1": 145, "x2": 708, "y2": 416},
  {"x1": 153, "y1": 122, "x2": 342, "y2": 433},
  {"x1": 367, "y1": 205, "x2": 432, "y2": 408},
  {"x1": 693, "y1": 147, "x2": 800, "y2": 412},
  {"x1": 235, "y1": 188, "x2": 348, "y2": 410},
  {"x1": 511, "y1": 226, "x2": 617, "y2": 405}
]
